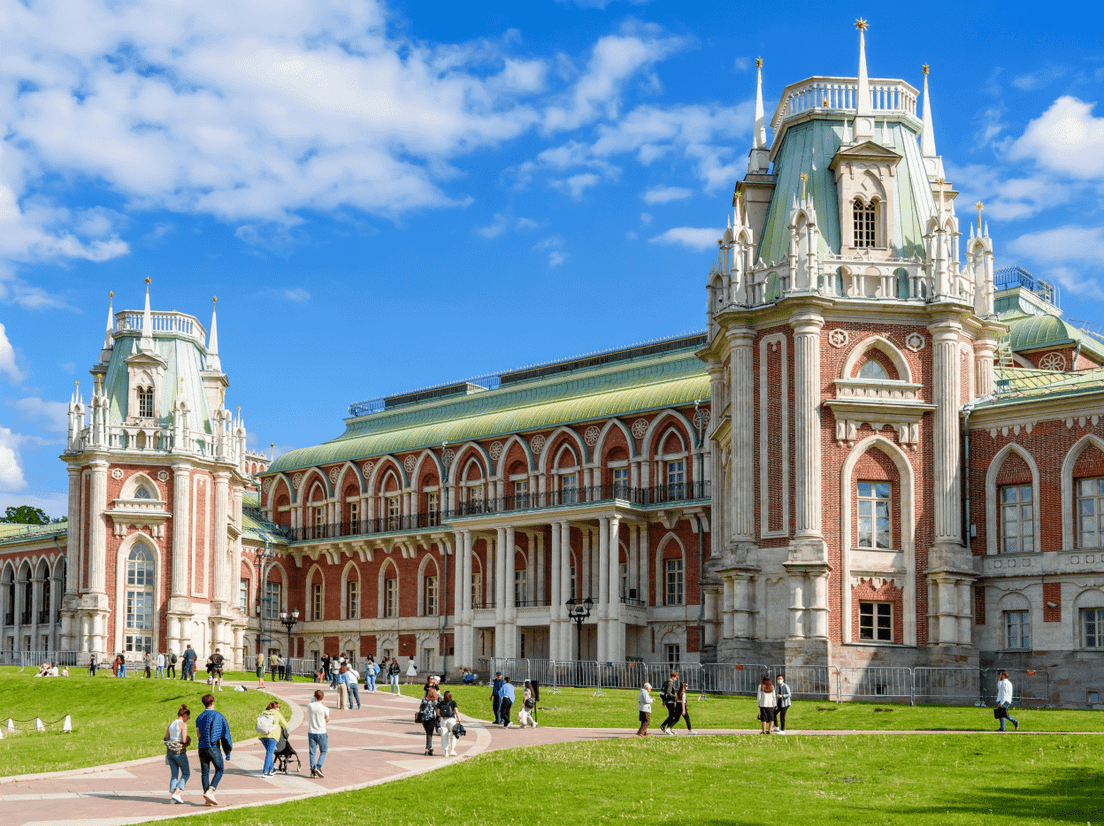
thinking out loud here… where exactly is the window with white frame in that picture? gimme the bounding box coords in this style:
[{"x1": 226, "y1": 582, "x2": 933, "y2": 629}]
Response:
[
  {"x1": 857, "y1": 482, "x2": 892, "y2": 549},
  {"x1": 134, "y1": 485, "x2": 152, "y2": 500},
  {"x1": 513, "y1": 478, "x2": 529, "y2": 509},
  {"x1": 859, "y1": 601, "x2": 892, "y2": 642},
  {"x1": 665, "y1": 643, "x2": 680, "y2": 664},
  {"x1": 1005, "y1": 610, "x2": 1030, "y2": 649},
  {"x1": 264, "y1": 581, "x2": 281, "y2": 619},
  {"x1": 125, "y1": 544, "x2": 154, "y2": 653},
  {"x1": 348, "y1": 501, "x2": 359, "y2": 529},
  {"x1": 1000, "y1": 484, "x2": 1034, "y2": 553},
  {"x1": 665, "y1": 558, "x2": 684, "y2": 605},
  {"x1": 466, "y1": 484, "x2": 484, "y2": 513},
  {"x1": 858, "y1": 359, "x2": 889, "y2": 380},
  {"x1": 346, "y1": 579, "x2": 358, "y2": 619},
  {"x1": 239, "y1": 578, "x2": 249, "y2": 613},
  {"x1": 612, "y1": 466, "x2": 629, "y2": 497},
  {"x1": 471, "y1": 572, "x2": 482, "y2": 608},
  {"x1": 666, "y1": 459, "x2": 685, "y2": 499},
  {"x1": 386, "y1": 495, "x2": 400, "y2": 531},
  {"x1": 384, "y1": 577, "x2": 397, "y2": 617},
  {"x1": 313, "y1": 506, "x2": 325, "y2": 537},
  {"x1": 424, "y1": 574, "x2": 438, "y2": 616},
  {"x1": 560, "y1": 472, "x2": 578, "y2": 504},
  {"x1": 426, "y1": 491, "x2": 439, "y2": 526},
  {"x1": 1077, "y1": 478, "x2": 1104, "y2": 548},
  {"x1": 619, "y1": 561, "x2": 628, "y2": 599},
  {"x1": 312, "y1": 582, "x2": 323, "y2": 621},
  {"x1": 1081, "y1": 607, "x2": 1104, "y2": 649},
  {"x1": 137, "y1": 387, "x2": 154, "y2": 419},
  {"x1": 853, "y1": 198, "x2": 877, "y2": 248},
  {"x1": 514, "y1": 569, "x2": 527, "y2": 606}
]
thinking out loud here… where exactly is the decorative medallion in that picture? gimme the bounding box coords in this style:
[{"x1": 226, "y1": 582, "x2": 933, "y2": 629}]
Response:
[
  {"x1": 530, "y1": 434, "x2": 546, "y2": 455},
  {"x1": 157, "y1": 470, "x2": 170, "y2": 482},
  {"x1": 362, "y1": 460, "x2": 374, "y2": 477},
  {"x1": 489, "y1": 441, "x2": 503, "y2": 461},
  {"x1": 293, "y1": 472, "x2": 304, "y2": 490},
  {"x1": 404, "y1": 455, "x2": 417, "y2": 473},
  {"x1": 693, "y1": 408, "x2": 711, "y2": 431},
  {"x1": 904, "y1": 332, "x2": 925, "y2": 352},
  {"x1": 443, "y1": 448, "x2": 456, "y2": 466},
  {"x1": 1039, "y1": 352, "x2": 1066, "y2": 371},
  {"x1": 262, "y1": 478, "x2": 272, "y2": 494},
  {"x1": 631, "y1": 418, "x2": 648, "y2": 440},
  {"x1": 327, "y1": 467, "x2": 338, "y2": 484},
  {"x1": 111, "y1": 468, "x2": 124, "y2": 480},
  {"x1": 827, "y1": 329, "x2": 850, "y2": 348},
  {"x1": 584, "y1": 426, "x2": 600, "y2": 447}
]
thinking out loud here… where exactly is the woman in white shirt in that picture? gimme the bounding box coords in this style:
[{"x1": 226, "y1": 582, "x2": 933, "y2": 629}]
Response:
[
  {"x1": 756, "y1": 677, "x2": 777, "y2": 734},
  {"x1": 636, "y1": 682, "x2": 653, "y2": 737},
  {"x1": 995, "y1": 671, "x2": 1019, "y2": 732},
  {"x1": 165, "y1": 704, "x2": 191, "y2": 804},
  {"x1": 307, "y1": 689, "x2": 330, "y2": 777}
]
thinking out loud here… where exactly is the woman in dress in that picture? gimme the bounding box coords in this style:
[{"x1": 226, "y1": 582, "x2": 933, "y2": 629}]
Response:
[
  {"x1": 756, "y1": 676, "x2": 777, "y2": 734},
  {"x1": 165, "y1": 704, "x2": 191, "y2": 804},
  {"x1": 405, "y1": 658, "x2": 418, "y2": 685},
  {"x1": 255, "y1": 652, "x2": 266, "y2": 688}
]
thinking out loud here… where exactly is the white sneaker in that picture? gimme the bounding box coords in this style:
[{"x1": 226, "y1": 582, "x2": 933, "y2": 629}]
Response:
[
  {"x1": 171, "y1": 791, "x2": 183, "y2": 804},
  {"x1": 449, "y1": 750, "x2": 457, "y2": 756},
  {"x1": 689, "y1": 730, "x2": 697, "y2": 735}
]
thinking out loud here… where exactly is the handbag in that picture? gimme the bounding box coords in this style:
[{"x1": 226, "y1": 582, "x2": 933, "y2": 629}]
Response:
[
  {"x1": 452, "y1": 722, "x2": 467, "y2": 738},
  {"x1": 164, "y1": 737, "x2": 185, "y2": 754},
  {"x1": 993, "y1": 705, "x2": 1007, "y2": 719}
]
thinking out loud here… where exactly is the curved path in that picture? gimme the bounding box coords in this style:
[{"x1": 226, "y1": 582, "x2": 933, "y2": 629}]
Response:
[{"x1": 0, "y1": 682, "x2": 1075, "y2": 826}]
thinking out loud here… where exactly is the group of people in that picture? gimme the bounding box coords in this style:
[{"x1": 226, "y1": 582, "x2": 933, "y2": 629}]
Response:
[
  {"x1": 635, "y1": 671, "x2": 792, "y2": 736},
  {"x1": 33, "y1": 661, "x2": 66, "y2": 677},
  {"x1": 163, "y1": 693, "x2": 233, "y2": 806},
  {"x1": 95, "y1": 645, "x2": 199, "y2": 680},
  {"x1": 416, "y1": 676, "x2": 465, "y2": 756},
  {"x1": 489, "y1": 672, "x2": 538, "y2": 729}
]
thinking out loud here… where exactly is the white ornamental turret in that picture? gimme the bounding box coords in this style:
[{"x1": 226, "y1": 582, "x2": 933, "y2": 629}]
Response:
[{"x1": 748, "y1": 58, "x2": 770, "y2": 174}]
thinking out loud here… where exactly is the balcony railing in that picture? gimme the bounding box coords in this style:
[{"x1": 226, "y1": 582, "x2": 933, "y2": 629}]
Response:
[
  {"x1": 281, "y1": 481, "x2": 710, "y2": 543},
  {"x1": 37, "y1": 609, "x2": 50, "y2": 624},
  {"x1": 3, "y1": 612, "x2": 13, "y2": 625},
  {"x1": 20, "y1": 610, "x2": 32, "y2": 625}
]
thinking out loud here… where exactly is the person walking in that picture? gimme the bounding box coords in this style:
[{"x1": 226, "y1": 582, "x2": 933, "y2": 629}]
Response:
[
  {"x1": 258, "y1": 700, "x2": 290, "y2": 777},
  {"x1": 255, "y1": 652, "x2": 266, "y2": 688},
  {"x1": 345, "y1": 664, "x2": 362, "y2": 709},
  {"x1": 164, "y1": 704, "x2": 191, "y2": 804},
  {"x1": 636, "y1": 682, "x2": 653, "y2": 737},
  {"x1": 517, "y1": 680, "x2": 538, "y2": 728},
  {"x1": 144, "y1": 651, "x2": 153, "y2": 678},
  {"x1": 775, "y1": 674, "x2": 792, "y2": 733},
  {"x1": 88, "y1": 654, "x2": 97, "y2": 676},
  {"x1": 167, "y1": 650, "x2": 177, "y2": 679},
  {"x1": 182, "y1": 645, "x2": 197, "y2": 681},
  {"x1": 418, "y1": 686, "x2": 439, "y2": 755},
  {"x1": 498, "y1": 677, "x2": 516, "y2": 728},
  {"x1": 116, "y1": 653, "x2": 127, "y2": 678},
  {"x1": 210, "y1": 649, "x2": 225, "y2": 692},
  {"x1": 365, "y1": 656, "x2": 377, "y2": 692},
  {"x1": 405, "y1": 657, "x2": 418, "y2": 685},
  {"x1": 659, "y1": 671, "x2": 680, "y2": 735},
  {"x1": 269, "y1": 651, "x2": 279, "y2": 682},
  {"x1": 195, "y1": 693, "x2": 232, "y2": 806},
  {"x1": 491, "y1": 672, "x2": 504, "y2": 724},
  {"x1": 307, "y1": 689, "x2": 329, "y2": 778},
  {"x1": 996, "y1": 670, "x2": 1019, "y2": 732},
  {"x1": 437, "y1": 690, "x2": 461, "y2": 757},
  {"x1": 677, "y1": 682, "x2": 696, "y2": 735},
  {"x1": 757, "y1": 676, "x2": 777, "y2": 734},
  {"x1": 335, "y1": 665, "x2": 349, "y2": 710},
  {"x1": 388, "y1": 658, "x2": 401, "y2": 694},
  {"x1": 156, "y1": 651, "x2": 166, "y2": 679}
]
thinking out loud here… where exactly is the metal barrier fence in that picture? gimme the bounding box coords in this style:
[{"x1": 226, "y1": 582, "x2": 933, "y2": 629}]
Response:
[{"x1": 476, "y1": 658, "x2": 1052, "y2": 706}]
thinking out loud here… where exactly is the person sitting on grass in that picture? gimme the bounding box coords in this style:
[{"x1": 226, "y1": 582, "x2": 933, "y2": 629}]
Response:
[
  {"x1": 462, "y1": 668, "x2": 475, "y2": 684},
  {"x1": 35, "y1": 661, "x2": 50, "y2": 677}
]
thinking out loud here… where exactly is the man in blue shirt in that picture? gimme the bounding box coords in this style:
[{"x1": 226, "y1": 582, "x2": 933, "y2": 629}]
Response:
[
  {"x1": 498, "y1": 677, "x2": 516, "y2": 729},
  {"x1": 490, "y1": 672, "x2": 504, "y2": 724},
  {"x1": 195, "y1": 693, "x2": 232, "y2": 806},
  {"x1": 181, "y1": 645, "x2": 197, "y2": 681}
]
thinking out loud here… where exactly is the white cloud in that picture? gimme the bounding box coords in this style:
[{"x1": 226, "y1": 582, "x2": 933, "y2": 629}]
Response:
[
  {"x1": 1009, "y1": 97, "x2": 1104, "y2": 179},
  {"x1": 948, "y1": 162, "x2": 1074, "y2": 222},
  {"x1": 548, "y1": 250, "x2": 566, "y2": 267},
  {"x1": 550, "y1": 172, "x2": 601, "y2": 198},
  {"x1": 283, "y1": 287, "x2": 311, "y2": 302},
  {"x1": 0, "y1": 322, "x2": 23, "y2": 382},
  {"x1": 1011, "y1": 66, "x2": 1066, "y2": 92},
  {"x1": 0, "y1": 426, "x2": 27, "y2": 491},
  {"x1": 13, "y1": 396, "x2": 69, "y2": 433},
  {"x1": 477, "y1": 213, "x2": 538, "y2": 239},
  {"x1": 642, "y1": 185, "x2": 693, "y2": 204},
  {"x1": 640, "y1": 212, "x2": 652, "y2": 224},
  {"x1": 648, "y1": 226, "x2": 718, "y2": 251},
  {"x1": 1006, "y1": 225, "x2": 1104, "y2": 297}
]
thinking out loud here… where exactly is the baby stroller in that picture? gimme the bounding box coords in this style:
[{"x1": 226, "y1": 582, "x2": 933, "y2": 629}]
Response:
[{"x1": 273, "y1": 727, "x2": 301, "y2": 774}]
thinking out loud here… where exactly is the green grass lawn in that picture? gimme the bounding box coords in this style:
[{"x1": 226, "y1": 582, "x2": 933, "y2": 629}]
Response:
[
  {"x1": 0, "y1": 668, "x2": 291, "y2": 776},
  {"x1": 438, "y1": 684, "x2": 1104, "y2": 732},
  {"x1": 139, "y1": 734, "x2": 1104, "y2": 826}
]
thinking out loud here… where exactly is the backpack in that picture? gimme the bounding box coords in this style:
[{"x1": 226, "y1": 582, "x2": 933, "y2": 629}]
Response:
[
  {"x1": 171, "y1": 653, "x2": 178, "y2": 664},
  {"x1": 255, "y1": 713, "x2": 275, "y2": 735},
  {"x1": 419, "y1": 700, "x2": 437, "y2": 723}
]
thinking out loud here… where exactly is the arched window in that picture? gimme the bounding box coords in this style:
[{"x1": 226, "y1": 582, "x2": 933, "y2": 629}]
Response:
[
  {"x1": 125, "y1": 544, "x2": 155, "y2": 653},
  {"x1": 853, "y1": 198, "x2": 877, "y2": 248},
  {"x1": 134, "y1": 485, "x2": 152, "y2": 500},
  {"x1": 858, "y1": 359, "x2": 889, "y2": 381},
  {"x1": 137, "y1": 387, "x2": 154, "y2": 419}
]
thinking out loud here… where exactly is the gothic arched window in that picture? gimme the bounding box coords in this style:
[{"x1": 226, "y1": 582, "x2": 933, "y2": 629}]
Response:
[
  {"x1": 853, "y1": 198, "x2": 878, "y2": 248},
  {"x1": 125, "y1": 544, "x2": 154, "y2": 653},
  {"x1": 137, "y1": 387, "x2": 154, "y2": 419},
  {"x1": 858, "y1": 359, "x2": 889, "y2": 381}
]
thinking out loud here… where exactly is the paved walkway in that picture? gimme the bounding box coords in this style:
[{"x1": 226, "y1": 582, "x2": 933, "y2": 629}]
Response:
[{"x1": 3, "y1": 683, "x2": 1097, "y2": 826}]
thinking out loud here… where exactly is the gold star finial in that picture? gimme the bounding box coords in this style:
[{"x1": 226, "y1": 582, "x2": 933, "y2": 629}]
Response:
[
  {"x1": 108, "y1": 290, "x2": 113, "y2": 298},
  {"x1": 922, "y1": 64, "x2": 929, "y2": 75},
  {"x1": 144, "y1": 277, "x2": 150, "y2": 285},
  {"x1": 855, "y1": 18, "x2": 868, "y2": 31},
  {"x1": 976, "y1": 201, "x2": 984, "y2": 231},
  {"x1": 213, "y1": 296, "x2": 217, "y2": 304},
  {"x1": 755, "y1": 57, "x2": 763, "y2": 69}
]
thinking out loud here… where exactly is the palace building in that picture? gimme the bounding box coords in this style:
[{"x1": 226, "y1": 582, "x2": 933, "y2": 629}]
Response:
[{"x1": 3, "y1": 27, "x2": 1104, "y2": 706}]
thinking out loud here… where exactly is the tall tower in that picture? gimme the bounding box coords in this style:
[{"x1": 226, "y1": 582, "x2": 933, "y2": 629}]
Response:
[
  {"x1": 59, "y1": 285, "x2": 260, "y2": 665},
  {"x1": 700, "y1": 24, "x2": 1004, "y2": 669}
]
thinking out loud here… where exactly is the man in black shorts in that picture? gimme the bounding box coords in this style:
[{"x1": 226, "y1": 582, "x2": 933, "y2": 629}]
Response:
[{"x1": 211, "y1": 648, "x2": 226, "y2": 692}]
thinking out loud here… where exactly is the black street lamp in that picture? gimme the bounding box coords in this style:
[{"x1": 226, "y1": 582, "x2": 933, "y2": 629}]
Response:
[
  {"x1": 278, "y1": 608, "x2": 299, "y2": 681},
  {"x1": 565, "y1": 596, "x2": 594, "y2": 685}
]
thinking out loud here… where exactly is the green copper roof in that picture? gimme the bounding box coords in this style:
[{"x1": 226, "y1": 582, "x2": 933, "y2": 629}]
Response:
[
  {"x1": 757, "y1": 119, "x2": 935, "y2": 267},
  {"x1": 268, "y1": 348, "x2": 710, "y2": 475},
  {"x1": 975, "y1": 365, "x2": 1104, "y2": 409},
  {"x1": 0, "y1": 522, "x2": 66, "y2": 546},
  {"x1": 241, "y1": 490, "x2": 285, "y2": 543},
  {"x1": 1002, "y1": 311, "x2": 1104, "y2": 360}
]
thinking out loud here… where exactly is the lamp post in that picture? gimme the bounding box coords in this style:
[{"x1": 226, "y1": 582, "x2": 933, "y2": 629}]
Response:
[
  {"x1": 565, "y1": 596, "x2": 593, "y2": 686},
  {"x1": 278, "y1": 608, "x2": 299, "y2": 681}
]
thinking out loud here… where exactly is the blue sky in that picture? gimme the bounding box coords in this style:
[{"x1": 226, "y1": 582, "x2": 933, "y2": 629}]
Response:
[{"x1": 2, "y1": 0, "x2": 1103, "y2": 518}]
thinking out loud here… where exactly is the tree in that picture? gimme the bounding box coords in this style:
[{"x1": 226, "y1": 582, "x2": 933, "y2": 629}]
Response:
[{"x1": 0, "y1": 505, "x2": 50, "y2": 525}]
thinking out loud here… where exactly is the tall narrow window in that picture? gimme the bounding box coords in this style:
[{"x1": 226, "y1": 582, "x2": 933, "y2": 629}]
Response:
[
  {"x1": 424, "y1": 575, "x2": 438, "y2": 616},
  {"x1": 471, "y1": 572, "x2": 482, "y2": 608},
  {"x1": 1081, "y1": 607, "x2": 1104, "y2": 649},
  {"x1": 569, "y1": 564, "x2": 577, "y2": 601},
  {"x1": 666, "y1": 460, "x2": 685, "y2": 500},
  {"x1": 859, "y1": 601, "x2": 892, "y2": 641},
  {"x1": 1000, "y1": 484, "x2": 1034, "y2": 553},
  {"x1": 612, "y1": 467, "x2": 629, "y2": 498},
  {"x1": 264, "y1": 581, "x2": 281, "y2": 619},
  {"x1": 514, "y1": 569, "x2": 527, "y2": 606},
  {"x1": 466, "y1": 484, "x2": 484, "y2": 514},
  {"x1": 386, "y1": 496, "x2": 400, "y2": 531},
  {"x1": 312, "y1": 582, "x2": 323, "y2": 621},
  {"x1": 853, "y1": 198, "x2": 877, "y2": 248},
  {"x1": 513, "y1": 479, "x2": 529, "y2": 510},
  {"x1": 665, "y1": 558, "x2": 684, "y2": 605},
  {"x1": 384, "y1": 577, "x2": 397, "y2": 617},
  {"x1": 125, "y1": 544, "x2": 154, "y2": 653},
  {"x1": 665, "y1": 643, "x2": 681, "y2": 664},
  {"x1": 426, "y1": 491, "x2": 439, "y2": 526},
  {"x1": 137, "y1": 387, "x2": 154, "y2": 419},
  {"x1": 313, "y1": 506, "x2": 324, "y2": 539},
  {"x1": 346, "y1": 580, "x2": 358, "y2": 619},
  {"x1": 348, "y1": 501, "x2": 359, "y2": 532},
  {"x1": 1005, "y1": 610, "x2": 1030, "y2": 649},
  {"x1": 1077, "y1": 478, "x2": 1104, "y2": 548},
  {"x1": 857, "y1": 482, "x2": 892, "y2": 549},
  {"x1": 561, "y1": 473, "x2": 578, "y2": 505},
  {"x1": 239, "y1": 578, "x2": 249, "y2": 613}
]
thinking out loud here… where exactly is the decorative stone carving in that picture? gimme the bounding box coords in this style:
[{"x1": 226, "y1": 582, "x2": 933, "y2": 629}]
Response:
[
  {"x1": 404, "y1": 455, "x2": 417, "y2": 473},
  {"x1": 828, "y1": 329, "x2": 850, "y2": 348},
  {"x1": 262, "y1": 478, "x2": 272, "y2": 494},
  {"x1": 329, "y1": 466, "x2": 340, "y2": 483},
  {"x1": 692, "y1": 408, "x2": 711, "y2": 431},
  {"x1": 293, "y1": 472, "x2": 304, "y2": 490},
  {"x1": 631, "y1": 418, "x2": 648, "y2": 439},
  {"x1": 111, "y1": 468, "x2": 124, "y2": 480},
  {"x1": 157, "y1": 470, "x2": 170, "y2": 482},
  {"x1": 905, "y1": 332, "x2": 925, "y2": 352},
  {"x1": 443, "y1": 448, "x2": 455, "y2": 466},
  {"x1": 489, "y1": 441, "x2": 503, "y2": 461},
  {"x1": 584, "y1": 426, "x2": 600, "y2": 446},
  {"x1": 530, "y1": 434, "x2": 545, "y2": 455},
  {"x1": 362, "y1": 460, "x2": 374, "y2": 477},
  {"x1": 1039, "y1": 351, "x2": 1066, "y2": 371}
]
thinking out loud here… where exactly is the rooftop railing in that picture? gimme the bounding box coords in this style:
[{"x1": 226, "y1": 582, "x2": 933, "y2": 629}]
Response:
[
  {"x1": 773, "y1": 76, "x2": 919, "y2": 130},
  {"x1": 114, "y1": 310, "x2": 207, "y2": 346}
]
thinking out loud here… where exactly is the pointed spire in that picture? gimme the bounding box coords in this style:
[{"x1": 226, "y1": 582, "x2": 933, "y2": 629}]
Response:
[
  {"x1": 139, "y1": 277, "x2": 154, "y2": 353},
  {"x1": 921, "y1": 64, "x2": 937, "y2": 157},
  {"x1": 207, "y1": 296, "x2": 222, "y2": 372},
  {"x1": 855, "y1": 19, "x2": 872, "y2": 117},
  {"x1": 753, "y1": 57, "x2": 767, "y2": 149},
  {"x1": 103, "y1": 292, "x2": 114, "y2": 350}
]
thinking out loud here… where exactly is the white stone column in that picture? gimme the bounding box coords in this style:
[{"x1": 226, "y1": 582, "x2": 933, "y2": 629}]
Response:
[
  {"x1": 790, "y1": 311, "x2": 824, "y2": 540},
  {"x1": 461, "y1": 530, "x2": 474, "y2": 666},
  {"x1": 171, "y1": 465, "x2": 191, "y2": 597},
  {"x1": 535, "y1": 532, "x2": 545, "y2": 605},
  {"x1": 494, "y1": 529, "x2": 506, "y2": 658},
  {"x1": 931, "y1": 321, "x2": 963, "y2": 543},
  {"x1": 560, "y1": 523, "x2": 573, "y2": 659},
  {"x1": 596, "y1": 517, "x2": 610, "y2": 662},
  {"x1": 957, "y1": 580, "x2": 972, "y2": 646},
  {"x1": 505, "y1": 525, "x2": 516, "y2": 659},
  {"x1": 607, "y1": 516, "x2": 622, "y2": 661},
  {"x1": 811, "y1": 572, "x2": 829, "y2": 638},
  {"x1": 722, "y1": 576, "x2": 735, "y2": 638},
  {"x1": 638, "y1": 524, "x2": 650, "y2": 607},
  {"x1": 788, "y1": 574, "x2": 805, "y2": 639},
  {"x1": 452, "y1": 530, "x2": 465, "y2": 663},
  {"x1": 87, "y1": 460, "x2": 108, "y2": 595},
  {"x1": 549, "y1": 524, "x2": 562, "y2": 661},
  {"x1": 704, "y1": 590, "x2": 719, "y2": 646},
  {"x1": 706, "y1": 362, "x2": 726, "y2": 555},
  {"x1": 212, "y1": 471, "x2": 230, "y2": 605},
  {"x1": 729, "y1": 328, "x2": 755, "y2": 542},
  {"x1": 65, "y1": 465, "x2": 81, "y2": 595}
]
